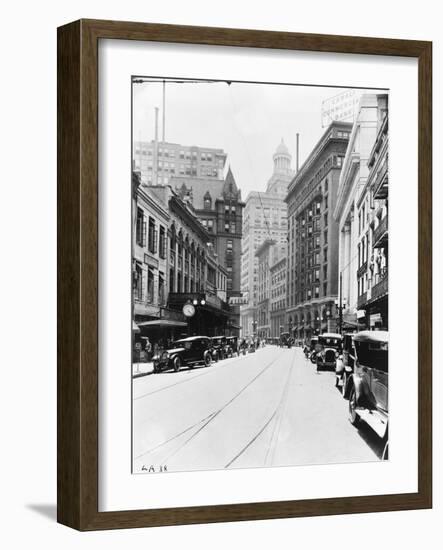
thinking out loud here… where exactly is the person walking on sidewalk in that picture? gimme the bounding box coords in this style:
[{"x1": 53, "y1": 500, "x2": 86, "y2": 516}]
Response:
[{"x1": 144, "y1": 337, "x2": 152, "y2": 363}]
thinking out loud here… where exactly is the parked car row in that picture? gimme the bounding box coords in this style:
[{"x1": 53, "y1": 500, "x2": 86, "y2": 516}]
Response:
[
  {"x1": 305, "y1": 330, "x2": 389, "y2": 459},
  {"x1": 152, "y1": 335, "x2": 244, "y2": 374}
]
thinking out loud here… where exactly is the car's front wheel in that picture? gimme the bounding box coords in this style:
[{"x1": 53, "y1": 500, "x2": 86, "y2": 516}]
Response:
[
  {"x1": 204, "y1": 353, "x2": 212, "y2": 367},
  {"x1": 173, "y1": 356, "x2": 181, "y2": 372},
  {"x1": 348, "y1": 387, "x2": 360, "y2": 426}
]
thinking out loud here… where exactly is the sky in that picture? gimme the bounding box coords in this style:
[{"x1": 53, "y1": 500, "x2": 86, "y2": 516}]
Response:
[{"x1": 132, "y1": 78, "x2": 387, "y2": 198}]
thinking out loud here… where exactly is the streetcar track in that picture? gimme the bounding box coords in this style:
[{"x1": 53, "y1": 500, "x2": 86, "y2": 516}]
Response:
[
  {"x1": 134, "y1": 350, "x2": 285, "y2": 463},
  {"x1": 134, "y1": 411, "x2": 217, "y2": 460},
  {"x1": 265, "y1": 353, "x2": 296, "y2": 466},
  {"x1": 226, "y1": 352, "x2": 296, "y2": 469},
  {"x1": 133, "y1": 353, "x2": 250, "y2": 401}
]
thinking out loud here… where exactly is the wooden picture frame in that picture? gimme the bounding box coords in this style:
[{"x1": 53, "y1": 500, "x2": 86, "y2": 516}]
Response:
[{"x1": 57, "y1": 19, "x2": 432, "y2": 530}]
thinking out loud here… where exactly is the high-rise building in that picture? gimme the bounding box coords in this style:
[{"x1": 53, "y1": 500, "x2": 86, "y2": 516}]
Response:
[
  {"x1": 240, "y1": 140, "x2": 293, "y2": 337},
  {"x1": 286, "y1": 121, "x2": 352, "y2": 342},
  {"x1": 133, "y1": 141, "x2": 227, "y2": 186}
]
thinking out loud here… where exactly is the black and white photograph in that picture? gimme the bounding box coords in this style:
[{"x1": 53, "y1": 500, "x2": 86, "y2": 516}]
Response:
[{"x1": 131, "y1": 77, "x2": 389, "y2": 474}]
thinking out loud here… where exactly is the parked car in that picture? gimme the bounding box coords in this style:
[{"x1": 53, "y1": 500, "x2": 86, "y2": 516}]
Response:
[
  {"x1": 347, "y1": 331, "x2": 389, "y2": 457},
  {"x1": 152, "y1": 336, "x2": 214, "y2": 373},
  {"x1": 335, "y1": 333, "x2": 356, "y2": 395},
  {"x1": 315, "y1": 333, "x2": 343, "y2": 370},
  {"x1": 211, "y1": 336, "x2": 228, "y2": 360}
]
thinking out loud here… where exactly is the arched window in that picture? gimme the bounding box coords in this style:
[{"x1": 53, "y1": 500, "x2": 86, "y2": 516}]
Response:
[{"x1": 203, "y1": 192, "x2": 212, "y2": 210}]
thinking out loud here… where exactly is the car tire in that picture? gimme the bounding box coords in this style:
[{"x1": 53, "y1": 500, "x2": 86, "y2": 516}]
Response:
[
  {"x1": 204, "y1": 353, "x2": 212, "y2": 367},
  {"x1": 348, "y1": 387, "x2": 360, "y2": 426},
  {"x1": 173, "y1": 356, "x2": 181, "y2": 372}
]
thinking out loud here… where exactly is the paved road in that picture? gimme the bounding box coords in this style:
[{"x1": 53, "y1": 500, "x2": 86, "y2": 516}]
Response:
[{"x1": 132, "y1": 346, "x2": 383, "y2": 474}]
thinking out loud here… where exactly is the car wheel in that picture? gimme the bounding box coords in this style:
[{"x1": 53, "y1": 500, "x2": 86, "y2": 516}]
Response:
[
  {"x1": 173, "y1": 356, "x2": 181, "y2": 372},
  {"x1": 204, "y1": 353, "x2": 212, "y2": 367},
  {"x1": 348, "y1": 387, "x2": 360, "y2": 426}
]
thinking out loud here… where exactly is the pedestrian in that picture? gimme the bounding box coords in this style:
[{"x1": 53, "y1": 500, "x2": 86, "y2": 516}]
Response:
[{"x1": 144, "y1": 337, "x2": 152, "y2": 363}]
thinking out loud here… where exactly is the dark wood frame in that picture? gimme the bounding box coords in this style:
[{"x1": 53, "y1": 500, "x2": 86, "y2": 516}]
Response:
[{"x1": 57, "y1": 19, "x2": 432, "y2": 531}]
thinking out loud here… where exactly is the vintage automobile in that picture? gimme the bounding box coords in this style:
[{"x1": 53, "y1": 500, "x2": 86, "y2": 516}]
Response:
[
  {"x1": 152, "y1": 336, "x2": 214, "y2": 373},
  {"x1": 347, "y1": 331, "x2": 389, "y2": 457},
  {"x1": 315, "y1": 333, "x2": 343, "y2": 370},
  {"x1": 211, "y1": 336, "x2": 229, "y2": 360},
  {"x1": 335, "y1": 333, "x2": 356, "y2": 395},
  {"x1": 280, "y1": 332, "x2": 292, "y2": 348}
]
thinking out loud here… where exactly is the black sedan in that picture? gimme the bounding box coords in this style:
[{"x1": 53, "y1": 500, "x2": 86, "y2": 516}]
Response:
[{"x1": 153, "y1": 336, "x2": 214, "y2": 373}]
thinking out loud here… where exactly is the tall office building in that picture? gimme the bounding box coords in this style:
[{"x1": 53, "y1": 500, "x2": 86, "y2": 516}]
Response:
[{"x1": 240, "y1": 140, "x2": 293, "y2": 337}]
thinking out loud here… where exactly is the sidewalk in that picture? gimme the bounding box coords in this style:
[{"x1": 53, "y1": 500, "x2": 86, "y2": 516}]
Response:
[{"x1": 132, "y1": 362, "x2": 154, "y2": 378}]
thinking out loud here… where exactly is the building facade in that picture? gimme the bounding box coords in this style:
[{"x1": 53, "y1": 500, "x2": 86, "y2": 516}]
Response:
[
  {"x1": 133, "y1": 173, "x2": 170, "y2": 325},
  {"x1": 286, "y1": 121, "x2": 352, "y2": 342},
  {"x1": 240, "y1": 140, "x2": 292, "y2": 337},
  {"x1": 256, "y1": 240, "x2": 287, "y2": 339},
  {"x1": 133, "y1": 140, "x2": 227, "y2": 186},
  {"x1": 356, "y1": 94, "x2": 389, "y2": 330},
  {"x1": 170, "y1": 167, "x2": 244, "y2": 332},
  {"x1": 333, "y1": 95, "x2": 379, "y2": 331},
  {"x1": 270, "y1": 256, "x2": 287, "y2": 338},
  {"x1": 148, "y1": 185, "x2": 233, "y2": 336}
]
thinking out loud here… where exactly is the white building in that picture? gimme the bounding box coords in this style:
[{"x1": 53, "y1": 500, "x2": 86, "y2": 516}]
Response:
[{"x1": 333, "y1": 94, "x2": 379, "y2": 329}]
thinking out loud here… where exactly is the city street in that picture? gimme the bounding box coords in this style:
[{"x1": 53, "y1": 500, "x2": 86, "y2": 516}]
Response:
[{"x1": 133, "y1": 346, "x2": 384, "y2": 473}]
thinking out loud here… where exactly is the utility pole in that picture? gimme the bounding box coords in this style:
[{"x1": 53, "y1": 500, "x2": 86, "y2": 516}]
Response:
[
  {"x1": 162, "y1": 80, "x2": 166, "y2": 142},
  {"x1": 296, "y1": 133, "x2": 300, "y2": 172},
  {"x1": 153, "y1": 107, "x2": 159, "y2": 185}
]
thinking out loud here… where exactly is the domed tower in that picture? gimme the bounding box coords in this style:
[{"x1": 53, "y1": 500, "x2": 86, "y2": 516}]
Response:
[{"x1": 266, "y1": 139, "x2": 294, "y2": 197}]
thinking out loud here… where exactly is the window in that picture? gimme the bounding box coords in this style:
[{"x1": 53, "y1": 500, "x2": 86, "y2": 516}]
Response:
[
  {"x1": 315, "y1": 286, "x2": 320, "y2": 298},
  {"x1": 147, "y1": 268, "x2": 154, "y2": 303},
  {"x1": 133, "y1": 262, "x2": 143, "y2": 300},
  {"x1": 324, "y1": 230, "x2": 328, "y2": 245},
  {"x1": 324, "y1": 212, "x2": 328, "y2": 226},
  {"x1": 207, "y1": 219, "x2": 214, "y2": 232},
  {"x1": 159, "y1": 225, "x2": 166, "y2": 259},
  {"x1": 227, "y1": 239, "x2": 233, "y2": 252},
  {"x1": 323, "y1": 247, "x2": 328, "y2": 262},
  {"x1": 148, "y1": 217, "x2": 157, "y2": 254},
  {"x1": 136, "y1": 208, "x2": 146, "y2": 247},
  {"x1": 204, "y1": 195, "x2": 212, "y2": 210},
  {"x1": 336, "y1": 156, "x2": 343, "y2": 167},
  {"x1": 324, "y1": 179, "x2": 329, "y2": 193}
]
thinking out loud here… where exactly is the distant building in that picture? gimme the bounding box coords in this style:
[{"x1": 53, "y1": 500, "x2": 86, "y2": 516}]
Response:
[
  {"x1": 133, "y1": 141, "x2": 227, "y2": 186},
  {"x1": 333, "y1": 95, "x2": 379, "y2": 331},
  {"x1": 286, "y1": 121, "x2": 352, "y2": 342},
  {"x1": 240, "y1": 140, "x2": 292, "y2": 336},
  {"x1": 255, "y1": 240, "x2": 287, "y2": 339},
  {"x1": 321, "y1": 89, "x2": 361, "y2": 128},
  {"x1": 270, "y1": 256, "x2": 287, "y2": 338}
]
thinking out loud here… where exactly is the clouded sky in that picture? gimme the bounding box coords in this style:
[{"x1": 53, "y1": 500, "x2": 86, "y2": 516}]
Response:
[{"x1": 133, "y1": 78, "x2": 385, "y2": 198}]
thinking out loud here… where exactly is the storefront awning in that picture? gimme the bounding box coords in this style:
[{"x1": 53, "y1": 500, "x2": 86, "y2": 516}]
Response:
[{"x1": 137, "y1": 319, "x2": 188, "y2": 328}]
